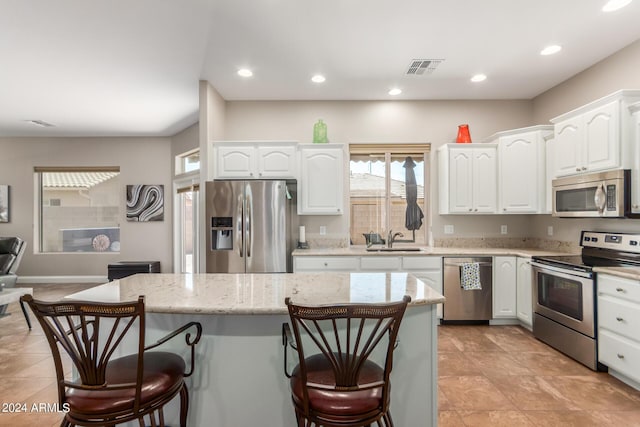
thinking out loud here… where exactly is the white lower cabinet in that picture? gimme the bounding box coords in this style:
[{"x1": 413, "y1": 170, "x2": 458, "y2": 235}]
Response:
[
  {"x1": 293, "y1": 255, "x2": 443, "y2": 317},
  {"x1": 516, "y1": 257, "x2": 533, "y2": 329},
  {"x1": 401, "y1": 257, "x2": 443, "y2": 319},
  {"x1": 597, "y1": 273, "x2": 640, "y2": 389},
  {"x1": 493, "y1": 256, "x2": 517, "y2": 319},
  {"x1": 294, "y1": 256, "x2": 359, "y2": 271}
]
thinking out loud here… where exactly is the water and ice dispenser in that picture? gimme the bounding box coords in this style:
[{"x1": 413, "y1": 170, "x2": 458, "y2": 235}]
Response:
[{"x1": 211, "y1": 217, "x2": 233, "y2": 250}]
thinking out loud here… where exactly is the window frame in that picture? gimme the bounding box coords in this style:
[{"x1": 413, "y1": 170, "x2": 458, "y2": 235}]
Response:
[
  {"x1": 34, "y1": 166, "x2": 121, "y2": 254},
  {"x1": 348, "y1": 144, "x2": 431, "y2": 247}
]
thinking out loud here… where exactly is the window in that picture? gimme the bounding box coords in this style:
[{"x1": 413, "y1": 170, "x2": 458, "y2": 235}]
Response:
[
  {"x1": 36, "y1": 167, "x2": 121, "y2": 253},
  {"x1": 176, "y1": 183, "x2": 199, "y2": 273},
  {"x1": 176, "y1": 149, "x2": 200, "y2": 175},
  {"x1": 349, "y1": 144, "x2": 430, "y2": 246}
]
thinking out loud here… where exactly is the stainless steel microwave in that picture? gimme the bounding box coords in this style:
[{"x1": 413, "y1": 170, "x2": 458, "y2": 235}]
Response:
[{"x1": 552, "y1": 169, "x2": 631, "y2": 218}]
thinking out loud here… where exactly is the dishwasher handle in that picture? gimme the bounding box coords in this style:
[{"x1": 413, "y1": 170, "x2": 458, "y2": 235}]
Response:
[{"x1": 444, "y1": 261, "x2": 492, "y2": 267}]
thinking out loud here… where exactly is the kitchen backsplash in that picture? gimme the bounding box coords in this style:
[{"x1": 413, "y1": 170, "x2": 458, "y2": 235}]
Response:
[{"x1": 434, "y1": 237, "x2": 580, "y2": 253}]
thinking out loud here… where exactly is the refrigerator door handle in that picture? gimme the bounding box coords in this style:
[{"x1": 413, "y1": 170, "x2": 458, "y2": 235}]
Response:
[
  {"x1": 246, "y1": 190, "x2": 252, "y2": 258},
  {"x1": 237, "y1": 193, "x2": 244, "y2": 258}
]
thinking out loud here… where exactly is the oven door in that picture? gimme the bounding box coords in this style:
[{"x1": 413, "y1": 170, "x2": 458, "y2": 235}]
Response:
[{"x1": 531, "y1": 262, "x2": 595, "y2": 337}]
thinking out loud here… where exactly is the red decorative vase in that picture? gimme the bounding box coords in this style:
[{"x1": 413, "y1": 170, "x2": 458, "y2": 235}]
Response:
[{"x1": 456, "y1": 124, "x2": 472, "y2": 143}]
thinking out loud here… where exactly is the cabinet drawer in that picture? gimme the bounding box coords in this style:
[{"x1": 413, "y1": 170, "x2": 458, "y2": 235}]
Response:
[
  {"x1": 598, "y1": 274, "x2": 640, "y2": 304},
  {"x1": 598, "y1": 296, "x2": 640, "y2": 341},
  {"x1": 295, "y1": 257, "x2": 359, "y2": 271},
  {"x1": 598, "y1": 329, "x2": 640, "y2": 383},
  {"x1": 402, "y1": 256, "x2": 442, "y2": 270},
  {"x1": 360, "y1": 256, "x2": 401, "y2": 271}
]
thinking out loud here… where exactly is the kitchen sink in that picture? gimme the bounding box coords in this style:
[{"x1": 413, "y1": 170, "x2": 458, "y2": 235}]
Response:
[{"x1": 366, "y1": 247, "x2": 422, "y2": 252}]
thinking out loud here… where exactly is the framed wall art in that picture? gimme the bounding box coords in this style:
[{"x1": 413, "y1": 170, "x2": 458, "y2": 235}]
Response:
[
  {"x1": 0, "y1": 185, "x2": 9, "y2": 223},
  {"x1": 126, "y1": 184, "x2": 164, "y2": 222}
]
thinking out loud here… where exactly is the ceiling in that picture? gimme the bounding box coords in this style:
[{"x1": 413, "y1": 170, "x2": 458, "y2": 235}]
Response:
[{"x1": 2, "y1": 0, "x2": 640, "y2": 137}]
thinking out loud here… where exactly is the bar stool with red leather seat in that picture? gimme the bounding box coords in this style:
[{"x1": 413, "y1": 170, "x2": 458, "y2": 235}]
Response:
[
  {"x1": 282, "y1": 295, "x2": 411, "y2": 427},
  {"x1": 21, "y1": 294, "x2": 202, "y2": 427}
]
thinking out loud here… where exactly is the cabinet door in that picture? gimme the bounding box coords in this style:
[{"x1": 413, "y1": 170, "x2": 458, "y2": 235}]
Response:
[
  {"x1": 583, "y1": 101, "x2": 619, "y2": 173},
  {"x1": 299, "y1": 147, "x2": 344, "y2": 215},
  {"x1": 493, "y1": 256, "x2": 517, "y2": 318},
  {"x1": 294, "y1": 256, "x2": 359, "y2": 272},
  {"x1": 632, "y1": 110, "x2": 640, "y2": 214},
  {"x1": 553, "y1": 118, "x2": 582, "y2": 177},
  {"x1": 516, "y1": 257, "x2": 532, "y2": 327},
  {"x1": 216, "y1": 146, "x2": 256, "y2": 178},
  {"x1": 472, "y1": 147, "x2": 497, "y2": 213},
  {"x1": 499, "y1": 133, "x2": 539, "y2": 213},
  {"x1": 448, "y1": 149, "x2": 474, "y2": 213},
  {"x1": 257, "y1": 146, "x2": 296, "y2": 178}
]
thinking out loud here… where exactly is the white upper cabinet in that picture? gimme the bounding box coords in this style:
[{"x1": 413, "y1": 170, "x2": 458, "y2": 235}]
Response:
[
  {"x1": 439, "y1": 144, "x2": 497, "y2": 214},
  {"x1": 494, "y1": 126, "x2": 552, "y2": 214},
  {"x1": 213, "y1": 141, "x2": 297, "y2": 179},
  {"x1": 630, "y1": 102, "x2": 640, "y2": 214},
  {"x1": 298, "y1": 144, "x2": 344, "y2": 215},
  {"x1": 550, "y1": 90, "x2": 640, "y2": 178}
]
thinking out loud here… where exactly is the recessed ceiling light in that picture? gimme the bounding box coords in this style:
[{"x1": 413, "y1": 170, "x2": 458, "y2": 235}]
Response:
[
  {"x1": 237, "y1": 68, "x2": 253, "y2": 77},
  {"x1": 388, "y1": 88, "x2": 402, "y2": 96},
  {"x1": 311, "y1": 74, "x2": 326, "y2": 83},
  {"x1": 602, "y1": 0, "x2": 632, "y2": 12},
  {"x1": 470, "y1": 74, "x2": 487, "y2": 83},
  {"x1": 540, "y1": 45, "x2": 562, "y2": 56}
]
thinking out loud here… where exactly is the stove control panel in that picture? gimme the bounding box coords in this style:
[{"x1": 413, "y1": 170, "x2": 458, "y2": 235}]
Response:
[{"x1": 581, "y1": 231, "x2": 640, "y2": 253}]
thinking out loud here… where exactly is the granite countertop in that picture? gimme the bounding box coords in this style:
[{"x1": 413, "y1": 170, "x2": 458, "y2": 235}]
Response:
[
  {"x1": 65, "y1": 273, "x2": 444, "y2": 315},
  {"x1": 594, "y1": 266, "x2": 640, "y2": 281},
  {"x1": 292, "y1": 246, "x2": 575, "y2": 258}
]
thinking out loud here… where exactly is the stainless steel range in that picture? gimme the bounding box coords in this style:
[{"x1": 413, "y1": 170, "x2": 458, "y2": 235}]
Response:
[{"x1": 531, "y1": 231, "x2": 640, "y2": 371}]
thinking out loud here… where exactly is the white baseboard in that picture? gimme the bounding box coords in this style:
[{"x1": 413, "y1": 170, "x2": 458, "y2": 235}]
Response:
[{"x1": 17, "y1": 276, "x2": 107, "y2": 284}]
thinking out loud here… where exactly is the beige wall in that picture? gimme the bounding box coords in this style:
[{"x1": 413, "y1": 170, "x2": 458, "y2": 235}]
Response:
[
  {"x1": 171, "y1": 123, "x2": 199, "y2": 175},
  {"x1": 223, "y1": 99, "x2": 534, "y2": 242},
  {"x1": 0, "y1": 137, "x2": 173, "y2": 278},
  {"x1": 529, "y1": 38, "x2": 640, "y2": 242},
  {"x1": 533, "y1": 39, "x2": 640, "y2": 123}
]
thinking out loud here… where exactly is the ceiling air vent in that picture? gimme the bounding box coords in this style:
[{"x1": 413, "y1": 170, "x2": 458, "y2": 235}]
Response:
[
  {"x1": 25, "y1": 119, "x2": 55, "y2": 128},
  {"x1": 406, "y1": 59, "x2": 444, "y2": 75}
]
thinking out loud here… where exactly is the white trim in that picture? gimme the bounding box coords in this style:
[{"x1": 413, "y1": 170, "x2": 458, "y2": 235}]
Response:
[{"x1": 17, "y1": 276, "x2": 107, "y2": 284}]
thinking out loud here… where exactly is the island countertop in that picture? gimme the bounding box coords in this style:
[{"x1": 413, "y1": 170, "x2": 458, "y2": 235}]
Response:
[{"x1": 66, "y1": 272, "x2": 444, "y2": 315}]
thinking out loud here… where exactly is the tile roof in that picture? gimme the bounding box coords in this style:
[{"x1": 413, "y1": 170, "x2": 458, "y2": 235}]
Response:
[{"x1": 43, "y1": 172, "x2": 119, "y2": 188}]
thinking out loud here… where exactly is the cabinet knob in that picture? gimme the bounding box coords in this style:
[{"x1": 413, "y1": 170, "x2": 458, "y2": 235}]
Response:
[
  {"x1": 259, "y1": 172, "x2": 262, "y2": 176},
  {"x1": 324, "y1": 262, "x2": 328, "y2": 267},
  {"x1": 616, "y1": 317, "x2": 624, "y2": 322},
  {"x1": 617, "y1": 353, "x2": 625, "y2": 359},
  {"x1": 337, "y1": 208, "x2": 341, "y2": 212},
  {"x1": 576, "y1": 168, "x2": 581, "y2": 172},
  {"x1": 474, "y1": 208, "x2": 478, "y2": 212},
  {"x1": 616, "y1": 287, "x2": 626, "y2": 293},
  {"x1": 250, "y1": 172, "x2": 254, "y2": 176},
  {"x1": 503, "y1": 208, "x2": 506, "y2": 211},
  {"x1": 581, "y1": 167, "x2": 587, "y2": 171},
  {"x1": 468, "y1": 208, "x2": 473, "y2": 212}
]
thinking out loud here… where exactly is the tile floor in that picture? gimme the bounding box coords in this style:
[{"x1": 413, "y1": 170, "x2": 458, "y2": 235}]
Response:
[
  {"x1": 1, "y1": 284, "x2": 640, "y2": 426},
  {"x1": 438, "y1": 324, "x2": 640, "y2": 426}
]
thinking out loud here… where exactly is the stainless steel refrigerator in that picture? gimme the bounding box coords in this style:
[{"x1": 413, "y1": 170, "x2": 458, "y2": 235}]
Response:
[{"x1": 205, "y1": 180, "x2": 297, "y2": 273}]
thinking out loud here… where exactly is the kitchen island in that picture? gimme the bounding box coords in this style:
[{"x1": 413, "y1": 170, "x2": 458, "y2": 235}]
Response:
[{"x1": 66, "y1": 272, "x2": 444, "y2": 427}]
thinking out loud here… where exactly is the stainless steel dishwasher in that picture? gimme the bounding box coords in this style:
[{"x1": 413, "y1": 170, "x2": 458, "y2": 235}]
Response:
[{"x1": 442, "y1": 257, "x2": 493, "y2": 323}]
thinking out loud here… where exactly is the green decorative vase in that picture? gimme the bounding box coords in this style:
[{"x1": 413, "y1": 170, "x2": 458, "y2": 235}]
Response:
[{"x1": 313, "y1": 119, "x2": 328, "y2": 143}]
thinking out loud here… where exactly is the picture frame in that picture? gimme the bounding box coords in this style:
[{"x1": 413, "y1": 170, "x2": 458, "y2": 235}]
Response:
[
  {"x1": 126, "y1": 184, "x2": 164, "y2": 222},
  {"x1": 0, "y1": 185, "x2": 9, "y2": 223}
]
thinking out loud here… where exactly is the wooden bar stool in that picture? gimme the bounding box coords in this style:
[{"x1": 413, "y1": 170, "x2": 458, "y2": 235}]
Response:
[
  {"x1": 21, "y1": 294, "x2": 202, "y2": 427},
  {"x1": 282, "y1": 296, "x2": 410, "y2": 427}
]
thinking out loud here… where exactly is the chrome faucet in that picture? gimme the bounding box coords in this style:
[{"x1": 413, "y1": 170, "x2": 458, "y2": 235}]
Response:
[{"x1": 387, "y1": 230, "x2": 404, "y2": 248}]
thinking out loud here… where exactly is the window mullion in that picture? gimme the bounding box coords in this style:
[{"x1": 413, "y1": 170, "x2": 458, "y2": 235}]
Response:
[{"x1": 385, "y1": 152, "x2": 391, "y2": 236}]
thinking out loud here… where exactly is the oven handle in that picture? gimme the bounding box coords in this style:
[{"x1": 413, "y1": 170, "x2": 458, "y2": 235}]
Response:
[{"x1": 530, "y1": 261, "x2": 593, "y2": 279}]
